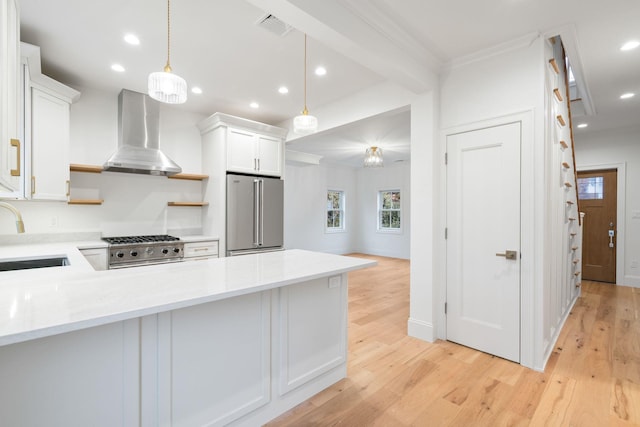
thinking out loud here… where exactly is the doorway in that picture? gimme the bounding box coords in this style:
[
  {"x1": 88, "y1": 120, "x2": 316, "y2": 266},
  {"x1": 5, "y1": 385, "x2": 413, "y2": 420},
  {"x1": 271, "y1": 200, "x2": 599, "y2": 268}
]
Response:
[
  {"x1": 577, "y1": 169, "x2": 617, "y2": 283},
  {"x1": 445, "y1": 122, "x2": 521, "y2": 362}
]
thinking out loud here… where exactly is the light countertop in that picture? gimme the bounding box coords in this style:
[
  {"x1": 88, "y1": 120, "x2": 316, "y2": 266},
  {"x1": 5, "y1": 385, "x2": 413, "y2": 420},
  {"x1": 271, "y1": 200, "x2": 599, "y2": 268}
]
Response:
[{"x1": 0, "y1": 248, "x2": 374, "y2": 347}]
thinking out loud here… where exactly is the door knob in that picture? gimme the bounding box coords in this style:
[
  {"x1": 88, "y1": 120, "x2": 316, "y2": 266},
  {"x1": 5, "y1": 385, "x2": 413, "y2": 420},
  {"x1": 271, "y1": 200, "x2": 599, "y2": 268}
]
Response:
[{"x1": 496, "y1": 250, "x2": 518, "y2": 260}]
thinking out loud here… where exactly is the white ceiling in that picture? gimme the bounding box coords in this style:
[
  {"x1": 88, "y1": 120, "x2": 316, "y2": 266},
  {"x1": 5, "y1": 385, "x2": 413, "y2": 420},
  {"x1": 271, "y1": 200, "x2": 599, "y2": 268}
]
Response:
[{"x1": 19, "y1": 0, "x2": 640, "y2": 168}]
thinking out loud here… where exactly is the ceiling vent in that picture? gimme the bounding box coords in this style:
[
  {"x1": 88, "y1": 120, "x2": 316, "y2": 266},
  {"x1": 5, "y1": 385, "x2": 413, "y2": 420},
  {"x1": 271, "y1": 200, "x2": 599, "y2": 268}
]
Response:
[{"x1": 256, "y1": 14, "x2": 292, "y2": 37}]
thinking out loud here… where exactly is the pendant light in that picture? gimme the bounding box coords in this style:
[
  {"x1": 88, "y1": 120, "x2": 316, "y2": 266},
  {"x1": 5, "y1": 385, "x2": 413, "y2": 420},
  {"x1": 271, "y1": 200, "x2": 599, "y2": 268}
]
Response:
[
  {"x1": 293, "y1": 34, "x2": 318, "y2": 135},
  {"x1": 364, "y1": 146, "x2": 384, "y2": 168},
  {"x1": 148, "y1": 0, "x2": 187, "y2": 104}
]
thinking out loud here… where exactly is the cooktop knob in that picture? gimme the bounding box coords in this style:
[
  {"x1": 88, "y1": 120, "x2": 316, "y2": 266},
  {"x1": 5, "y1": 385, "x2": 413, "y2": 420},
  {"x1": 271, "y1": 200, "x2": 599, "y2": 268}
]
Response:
[
  {"x1": 173, "y1": 247, "x2": 180, "y2": 253},
  {"x1": 162, "y1": 248, "x2": 169, "y2": 255},
  {"x1": 116, "y1": 251, "x2": 124, "y2": 258},
  {"x1": 145, "y1": 247, "x2": 154, "y2": 256},
  {"x1": 130, "y1": 250, "x2": 138, "y2": 257}
]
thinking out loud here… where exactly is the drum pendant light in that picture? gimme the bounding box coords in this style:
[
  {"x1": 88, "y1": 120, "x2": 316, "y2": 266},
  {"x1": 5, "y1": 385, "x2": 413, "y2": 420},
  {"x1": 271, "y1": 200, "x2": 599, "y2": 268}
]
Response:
[
  {"x1": 293, "y1": 34, "x2": 318, "y2": 135},
  {"x1": 148, "y1": 0, "x2": 187, "y2": 104}
]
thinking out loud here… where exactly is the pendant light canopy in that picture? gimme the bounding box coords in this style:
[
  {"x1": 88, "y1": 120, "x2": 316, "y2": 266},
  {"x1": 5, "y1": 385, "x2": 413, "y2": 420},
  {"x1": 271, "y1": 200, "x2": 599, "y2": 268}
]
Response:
[
  {"x1": 148, "y1": 0, "x2": 187, "y2": 104},
  {"x1": 293, "y1": 34, "x2": 318, "y2": 135},
  {"x1": 364, "y1": 146, "x2": 384, "y2": 168}
]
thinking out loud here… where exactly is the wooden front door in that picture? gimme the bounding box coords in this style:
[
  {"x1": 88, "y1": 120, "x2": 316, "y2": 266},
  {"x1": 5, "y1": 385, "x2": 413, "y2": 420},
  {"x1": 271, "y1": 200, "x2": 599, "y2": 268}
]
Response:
[
  {"x1": 578, "y1": 169, "x2": 617, "y2": 283},
  {"x1": 446, "y1": 122, "x2": 521, "y2": 362}
]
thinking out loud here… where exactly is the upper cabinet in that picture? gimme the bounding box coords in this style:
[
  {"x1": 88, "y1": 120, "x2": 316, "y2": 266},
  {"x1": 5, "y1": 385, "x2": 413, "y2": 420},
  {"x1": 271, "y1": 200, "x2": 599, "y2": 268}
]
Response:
[
  {"x1": 1, "y1": 42, "x2": 80, "y2": 201},
  {"x1": 227, "y1": 128, "x2": 282, "y2": 177},
  {"x1": 199, "y1": 113, "x2": 287, "y2": 179},
  {"x1": 0, "y1": 0, "x2": 21, "y2": 194}
]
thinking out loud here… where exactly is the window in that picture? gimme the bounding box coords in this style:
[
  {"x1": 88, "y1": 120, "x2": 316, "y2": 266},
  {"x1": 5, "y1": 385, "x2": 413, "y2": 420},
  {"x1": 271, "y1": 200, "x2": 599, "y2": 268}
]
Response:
[
  {"x1": 378, "y1": 190, "x2": 401, "y2": 231},
  {"x1": 578, "y1": 176, "x2": 604, "y2": 200},
  {"x1": 326, "y1": 190, "x2": 345, "y2": 231}
]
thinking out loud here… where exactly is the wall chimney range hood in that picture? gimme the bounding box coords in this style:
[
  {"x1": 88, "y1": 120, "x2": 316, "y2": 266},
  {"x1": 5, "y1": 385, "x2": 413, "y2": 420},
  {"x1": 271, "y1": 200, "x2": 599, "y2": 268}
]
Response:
[{"x1": 103, "y1": 89, "x2": 182, "y2": 176}]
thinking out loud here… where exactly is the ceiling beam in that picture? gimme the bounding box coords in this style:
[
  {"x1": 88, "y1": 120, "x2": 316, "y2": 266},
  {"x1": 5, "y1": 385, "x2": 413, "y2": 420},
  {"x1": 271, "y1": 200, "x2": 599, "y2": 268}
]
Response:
[{"x1": 245, "y1": 0, "x2": 439, "y2": 93}]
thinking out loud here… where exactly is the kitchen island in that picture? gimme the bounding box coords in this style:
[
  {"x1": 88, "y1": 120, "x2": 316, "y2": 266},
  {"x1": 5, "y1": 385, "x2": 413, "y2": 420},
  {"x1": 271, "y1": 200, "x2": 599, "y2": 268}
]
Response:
[{"x1": 0, "y1": 248, "x2": 375, "y2": 426}]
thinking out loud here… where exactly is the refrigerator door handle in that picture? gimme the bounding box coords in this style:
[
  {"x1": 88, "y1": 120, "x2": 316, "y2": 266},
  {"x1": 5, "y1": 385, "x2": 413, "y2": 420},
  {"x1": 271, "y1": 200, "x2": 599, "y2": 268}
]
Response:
[
  {"x1": 253, "y1": 179, "x2": 260, "y2": 246},
  {"x1": 259, "y1": 179, "x2": 265, "y2": 246}
]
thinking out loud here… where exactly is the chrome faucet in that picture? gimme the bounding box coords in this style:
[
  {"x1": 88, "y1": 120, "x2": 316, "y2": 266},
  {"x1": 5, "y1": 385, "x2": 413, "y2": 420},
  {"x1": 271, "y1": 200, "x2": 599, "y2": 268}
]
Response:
[{"x1": 0, "y1": 201, "x2": 25, "y2": 233}]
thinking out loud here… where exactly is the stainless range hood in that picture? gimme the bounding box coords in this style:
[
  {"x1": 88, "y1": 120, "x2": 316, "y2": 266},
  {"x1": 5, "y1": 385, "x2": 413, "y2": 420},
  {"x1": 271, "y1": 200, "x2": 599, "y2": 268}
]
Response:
[{"x1": 103, "y1": 89, "x2": 182, "y2": 176}]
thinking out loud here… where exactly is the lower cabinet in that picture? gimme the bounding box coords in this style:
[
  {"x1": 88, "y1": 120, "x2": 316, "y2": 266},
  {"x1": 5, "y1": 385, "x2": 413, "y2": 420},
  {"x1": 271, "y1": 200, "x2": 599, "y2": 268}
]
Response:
[{"x1": 0, "y1": 274, "x2": 348, "y2": 427}]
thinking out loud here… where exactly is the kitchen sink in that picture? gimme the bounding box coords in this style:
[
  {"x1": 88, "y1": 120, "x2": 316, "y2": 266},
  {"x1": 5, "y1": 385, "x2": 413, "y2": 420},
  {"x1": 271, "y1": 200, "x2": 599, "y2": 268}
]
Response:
[{"x1": 0, "y1": 256, "x2": 69, "y2": 272}]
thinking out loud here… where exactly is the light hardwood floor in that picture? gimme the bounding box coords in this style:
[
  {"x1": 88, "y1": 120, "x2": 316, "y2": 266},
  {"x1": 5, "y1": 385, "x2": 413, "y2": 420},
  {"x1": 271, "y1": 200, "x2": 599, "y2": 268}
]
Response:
[{"x1": 266, "y1": 254, "x2": 640, "y2": 426}]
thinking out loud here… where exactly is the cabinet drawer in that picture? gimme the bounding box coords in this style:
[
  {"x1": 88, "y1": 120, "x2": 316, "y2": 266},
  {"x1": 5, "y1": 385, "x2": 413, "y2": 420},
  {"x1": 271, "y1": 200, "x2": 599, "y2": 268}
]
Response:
[{"x1": 183, "y1": 241, "x2": 219, "y2": 259}]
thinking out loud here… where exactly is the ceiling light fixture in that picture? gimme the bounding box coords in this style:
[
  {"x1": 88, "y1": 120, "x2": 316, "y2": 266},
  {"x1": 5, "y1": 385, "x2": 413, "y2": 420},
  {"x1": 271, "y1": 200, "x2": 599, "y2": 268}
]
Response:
[
  {"x1": 278, "y1": 86, "x2": 289, "y2": 94},
  {"x1": 620, "y1": 40, "x2": 640, "y2": 51},
  {"x1": 148, "y1": 0, "x2": 187, "y2": 104},
  {"x1": 293, "y1": 34, "x2": 318, "y2": 135},
  {"x1": 315, "y1": 66, "x2": 327, "y2": 76},
  {"x1": 124, "y1": 34, "x2": 140, "y2": 45},
  {"x1": 191, "y1": 87, "x2": 202, "y2": 94},
  {"x1": 364, "y1": 146, "x2": 383, "y2": 168},
  {"x1": 620, "y1": 92, "x2": 635, "y2": 99},
  {"x1": 577, "y1": 123, "x2": 588, "y2": 128},
  {"x1": 250, "y1": 102, "x2": 259, "y2": 109},
  {"x1": 111, "y1": 64, "x2": 125, "y2": 72}
]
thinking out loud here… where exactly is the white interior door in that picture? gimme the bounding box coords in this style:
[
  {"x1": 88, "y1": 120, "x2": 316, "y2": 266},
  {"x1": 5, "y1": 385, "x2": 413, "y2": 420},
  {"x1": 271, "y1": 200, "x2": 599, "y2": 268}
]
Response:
[{"x1": 446, "y1": 122, "x2": 521, "y2": 362}]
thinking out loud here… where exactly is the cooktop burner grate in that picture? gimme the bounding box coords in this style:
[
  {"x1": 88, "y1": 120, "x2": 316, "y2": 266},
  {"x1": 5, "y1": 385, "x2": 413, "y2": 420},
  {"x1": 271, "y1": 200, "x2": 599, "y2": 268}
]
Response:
[{"x1": 102, "y1": 235, "x2": 181, "y2": 245}]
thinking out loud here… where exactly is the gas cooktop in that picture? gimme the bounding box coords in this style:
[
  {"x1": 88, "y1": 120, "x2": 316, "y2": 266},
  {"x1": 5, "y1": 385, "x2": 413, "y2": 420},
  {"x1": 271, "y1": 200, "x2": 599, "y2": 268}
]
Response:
[{"x1": 102, "y1": 235, "x2": 180, "y2": 245}]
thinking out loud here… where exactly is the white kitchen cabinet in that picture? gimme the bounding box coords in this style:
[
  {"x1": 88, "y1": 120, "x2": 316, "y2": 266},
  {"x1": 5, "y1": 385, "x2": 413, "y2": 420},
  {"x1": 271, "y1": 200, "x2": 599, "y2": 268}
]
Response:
[
  {"x1": 0, "y1": 0, "x2": 21, "y2": 195},
  {"x1": 30, "y1": 88, "x2": 71, "y2": 200},
  {"x1": 183, "y1": 239, "x2": 219, "y2": 260},
  {"x1": 227, "y1": 128, "x2": 283, "y2": 177},
  {"x1": 79, "y1": 247, "x2": 108, "y2": 271},
  {"x1": 20, "y1": 43, "x2": 80, "y2": 201}
]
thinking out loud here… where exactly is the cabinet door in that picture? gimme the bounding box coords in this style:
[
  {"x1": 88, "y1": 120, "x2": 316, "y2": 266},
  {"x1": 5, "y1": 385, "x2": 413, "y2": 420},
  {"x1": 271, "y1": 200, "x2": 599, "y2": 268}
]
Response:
[
  {"x1": 227, "y1": 128, "x2": 257, "y2": 174},
  {"x1": 256, "y1": 135, "x2": 282, "y2": 177},
  {"x1": 31, "y1": 89, "x2": 70, "y2": 201},
  {"x1": 0, "y1": 0, "x2": 21, "y2": 194}
]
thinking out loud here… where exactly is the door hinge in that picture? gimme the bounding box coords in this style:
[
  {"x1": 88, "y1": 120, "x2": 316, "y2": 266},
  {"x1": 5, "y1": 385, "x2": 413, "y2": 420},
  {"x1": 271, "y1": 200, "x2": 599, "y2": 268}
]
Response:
[
  {"x1": 444, "y1": 152, "x2": 448, "y2": 165},
  {"x1": 445, "y1": 227, "x2": 448, "y2": 239},
  {"x1": 445, "y1": 302, "x2": 447, "y2": 314}
]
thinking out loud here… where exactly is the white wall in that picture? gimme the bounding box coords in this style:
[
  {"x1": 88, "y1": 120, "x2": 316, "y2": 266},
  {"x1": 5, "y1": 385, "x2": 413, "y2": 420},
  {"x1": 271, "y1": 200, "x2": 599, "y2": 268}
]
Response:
[
  {"x1": 283, "y1": 163, "x2": 357, "y2": 254},
  {"x1": 0, "y1": 87, "x2": 206, "y2": 236},
  {"x1": 355, "y1": 164, "x2": 410, "y2": 258},
  {"x1": 283, "y1": 161, "x2": 411, "y2": 258},
  {"x1": 575, "y1": 125, "x2": 640, "y2": 287}
]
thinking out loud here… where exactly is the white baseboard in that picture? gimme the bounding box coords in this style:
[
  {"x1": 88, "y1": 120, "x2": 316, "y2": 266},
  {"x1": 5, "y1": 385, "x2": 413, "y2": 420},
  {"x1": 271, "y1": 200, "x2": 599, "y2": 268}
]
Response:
[
  {"x1": 407, "y1": 317, "x2": 435, "y2": 342},
  {"x1": 623, "y1": 275, "x2": 640, "y2": 288}
]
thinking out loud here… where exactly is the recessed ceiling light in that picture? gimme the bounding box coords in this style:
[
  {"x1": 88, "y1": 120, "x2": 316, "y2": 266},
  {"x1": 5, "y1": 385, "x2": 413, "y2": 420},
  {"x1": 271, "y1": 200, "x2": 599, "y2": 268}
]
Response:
[
  {"x1": 620, "y1": 92, "x2": 635, "y2": 99},
  {"x1": 620, "y1": 40, "x2": 640, "y2": 51},
  {"x1": 577, "y1": 123, "x2": 588, "y2": 128},
  {"x1": 111, "y1": 64, "x2": 125, "y2": 72},
  {"x1": 278, "y1": 86, "x2": 289, "y2": 94},
  {"x1": 315, "y1": 66, "x2": 327, "y2": 76},
  {"x1": 124, "y1": 34, "x2": 140, "y2": 45},
  {"x1": 250, "y1": 102, "x2": 259, "y2": 108},
  {"x1": 191, "y1": 87, "x2": 203, "y2": 94}
]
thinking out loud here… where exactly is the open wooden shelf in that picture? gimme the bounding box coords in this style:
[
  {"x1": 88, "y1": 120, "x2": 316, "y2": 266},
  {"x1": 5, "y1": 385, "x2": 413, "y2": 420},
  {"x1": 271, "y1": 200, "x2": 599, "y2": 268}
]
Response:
[
  {"x1": 70, "y1": 163, "x2": 103, "y2": 173},
  {"x1": 68, "y1": 199, "x2": 104, "y2": 205},
  {"x1": 168, "y1": 173, "x2": 208, "y2": 181},
  {"x1": 167, "y1": 202, "x2": 209, "y2": 207}
]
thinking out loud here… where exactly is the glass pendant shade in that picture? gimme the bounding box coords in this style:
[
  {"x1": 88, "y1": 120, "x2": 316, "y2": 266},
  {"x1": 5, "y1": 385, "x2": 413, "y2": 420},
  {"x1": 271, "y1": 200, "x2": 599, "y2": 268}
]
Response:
[
  {"x1": 294, "y1": 110, "x2": 318, "y2": 135},
  {"x1": 148, "y1": 68, "x2": 187, "y2": 104},
  {"x1": 364, "y1": 146, "x2": 383, "y2": 168}
]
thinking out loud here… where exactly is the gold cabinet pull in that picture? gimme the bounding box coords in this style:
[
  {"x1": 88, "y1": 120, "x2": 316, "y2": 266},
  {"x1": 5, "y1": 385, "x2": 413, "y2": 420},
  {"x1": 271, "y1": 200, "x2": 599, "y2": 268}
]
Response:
[
  {"x1": 31, "y1": 176, "x2": 36, "y2": 195},
  {"x1": 10, "y1": 139, "x2": 20, "y2": 176},
  {"x1": 66, "y1": 180, "x2": 70, "y2": 197}
]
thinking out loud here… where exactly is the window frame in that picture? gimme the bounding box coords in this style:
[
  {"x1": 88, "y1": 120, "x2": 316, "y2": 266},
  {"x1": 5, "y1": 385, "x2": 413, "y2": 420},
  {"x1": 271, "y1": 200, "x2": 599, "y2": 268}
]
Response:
[
  {"x1": 377, "y1": 189, "x2": 402, "y2": 233},
  {"x1": 325, "y1": 189, "x2": 346, "y2": 233}
]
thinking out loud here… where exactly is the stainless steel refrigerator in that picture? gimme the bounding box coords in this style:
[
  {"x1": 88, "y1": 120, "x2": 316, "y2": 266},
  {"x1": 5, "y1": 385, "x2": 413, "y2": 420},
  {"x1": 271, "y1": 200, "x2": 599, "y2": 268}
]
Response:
[{"x1": 226, "y1": 173, "x2": 284, "y2": 256}]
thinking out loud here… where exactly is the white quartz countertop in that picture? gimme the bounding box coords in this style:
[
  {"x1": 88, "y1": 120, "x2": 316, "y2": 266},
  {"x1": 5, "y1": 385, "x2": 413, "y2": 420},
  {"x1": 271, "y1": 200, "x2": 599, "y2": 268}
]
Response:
[{"x1": 0, "y1": 248, "x2": 375, "y2": 346}]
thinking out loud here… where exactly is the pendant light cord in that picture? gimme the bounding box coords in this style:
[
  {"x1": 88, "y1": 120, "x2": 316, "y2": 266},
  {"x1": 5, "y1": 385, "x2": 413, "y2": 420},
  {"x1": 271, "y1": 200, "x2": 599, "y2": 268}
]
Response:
[
  {"x1": 165, "y1": 0, "x2": 172, "y2": 72},
  {"x1": 303, "y1": 33, "x2": 308, "y2": 114}
]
